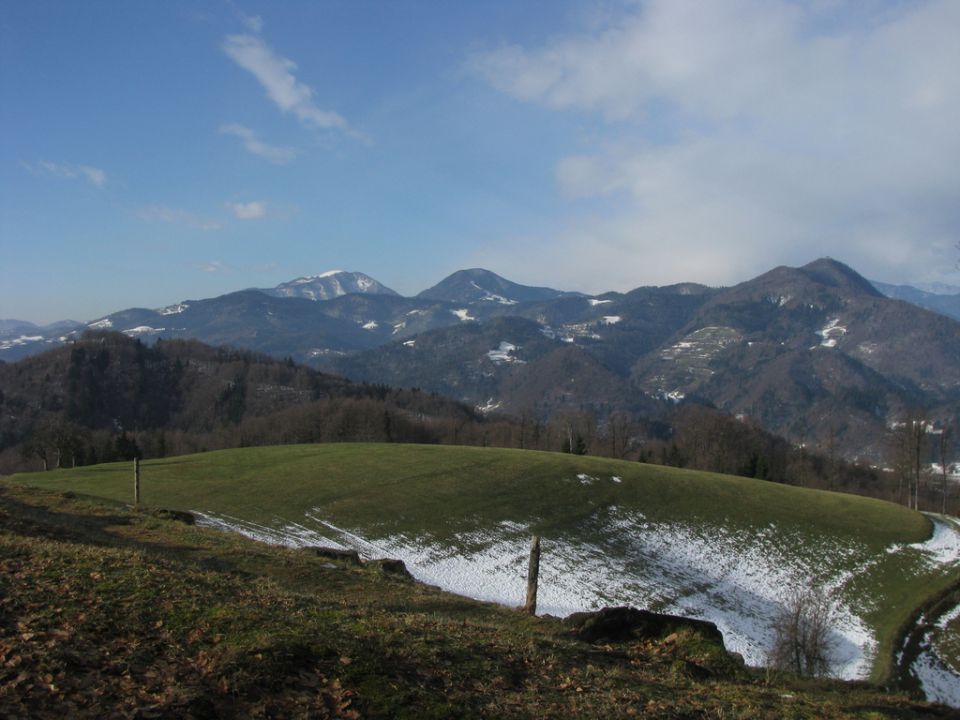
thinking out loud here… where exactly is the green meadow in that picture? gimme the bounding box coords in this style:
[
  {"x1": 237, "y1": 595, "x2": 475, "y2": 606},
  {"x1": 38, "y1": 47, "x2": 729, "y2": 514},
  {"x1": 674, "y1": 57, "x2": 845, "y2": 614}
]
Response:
[{"x1": 9, "y1": 443, "x2": 958, "y2": 683}]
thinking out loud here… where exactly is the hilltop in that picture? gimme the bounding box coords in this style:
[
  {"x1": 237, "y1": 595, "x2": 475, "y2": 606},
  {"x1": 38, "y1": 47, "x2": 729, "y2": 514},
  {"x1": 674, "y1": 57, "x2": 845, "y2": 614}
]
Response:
[{"x1": 11, "y1": 443, "x2": 960, "y2": 698}]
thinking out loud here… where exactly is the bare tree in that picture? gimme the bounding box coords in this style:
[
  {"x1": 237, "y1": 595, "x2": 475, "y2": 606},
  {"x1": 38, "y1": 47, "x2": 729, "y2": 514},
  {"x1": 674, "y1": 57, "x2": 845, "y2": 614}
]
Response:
[
  {"x1": 768, "y1": 586, "x2": 837, "y2": 677},
  {"x1": 938, "y1": 422, "x2": 952, "y2": 515},
  {"x1": 606, "y1": 411, "x2": 632, "y2": 459},
  {"x1": 889, "y1": 416, "x2": 928, "y2": 509}
]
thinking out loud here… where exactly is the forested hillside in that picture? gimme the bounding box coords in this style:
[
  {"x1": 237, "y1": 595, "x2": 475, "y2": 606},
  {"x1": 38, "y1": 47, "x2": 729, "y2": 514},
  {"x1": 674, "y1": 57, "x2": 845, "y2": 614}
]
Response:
[
  {"x1": 2, "y1": 331, "x2": 949, "y2": 512},
  {"x1": 0, "y1": 332, "x2": 490, "y2": 474}
]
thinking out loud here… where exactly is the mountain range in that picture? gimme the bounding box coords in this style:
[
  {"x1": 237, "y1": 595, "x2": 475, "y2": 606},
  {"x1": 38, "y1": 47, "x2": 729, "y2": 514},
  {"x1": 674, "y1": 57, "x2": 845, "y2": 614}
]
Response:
[
  {"x1": 3, "y1": 261, "x2": 959, "y2": 462},
  {"x1": 869, "y1": 280, "x2": 960, "y2": 322}
]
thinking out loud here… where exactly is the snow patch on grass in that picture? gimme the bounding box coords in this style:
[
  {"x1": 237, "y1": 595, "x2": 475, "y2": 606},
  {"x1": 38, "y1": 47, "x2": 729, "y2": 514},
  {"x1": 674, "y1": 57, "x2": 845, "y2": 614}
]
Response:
[
  {"x1": 900, "y1": 516, "x2": 960, "y2": 706},
  {"x1": 194, "y1": 510, "x2": 345, "y2": 549},
  {"x1": 308, "y1": 507, "x2": 878, "y2": 679},
  {"x1": 193, "y1": 505, "x2": 960, "y2": 689}
]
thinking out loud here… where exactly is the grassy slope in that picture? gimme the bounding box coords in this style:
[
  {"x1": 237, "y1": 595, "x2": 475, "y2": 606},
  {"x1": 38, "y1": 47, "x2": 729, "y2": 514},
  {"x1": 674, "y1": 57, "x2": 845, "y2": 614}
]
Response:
[
  {"x1": 9, "y1": 443, "x2": 955, "y2": 682},
  {"x1": 0, "y1": 483, "x2": 953, "y2": 719}
]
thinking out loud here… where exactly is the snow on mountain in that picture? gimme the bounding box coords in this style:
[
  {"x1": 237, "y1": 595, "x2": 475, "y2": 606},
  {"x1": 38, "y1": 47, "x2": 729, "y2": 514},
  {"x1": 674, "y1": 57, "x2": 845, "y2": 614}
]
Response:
[
  {"x1": 159, "y1": 303, "x2": 190, "y2": 316},
  {"x1": 816, "y1": 318, "x2": 847, "y2": 348},
  {"x1": 486, "y1": 341, "x2": 524, "y2": 365},
  {"x1": 0, "y1": 334, "x2": 44, "y2": 350},
  {"x1": 268, "y1": 271, "x2": 399, "y2": 301},
  {"x1": 122, "y1": 326, "x2": 165, "y2": 336}
]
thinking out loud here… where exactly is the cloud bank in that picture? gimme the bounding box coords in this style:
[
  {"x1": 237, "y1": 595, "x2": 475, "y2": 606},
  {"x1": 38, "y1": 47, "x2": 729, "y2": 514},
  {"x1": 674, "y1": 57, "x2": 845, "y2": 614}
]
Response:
[{"x1": 470, "y1": 0, "x2": 960, "y2": 289}]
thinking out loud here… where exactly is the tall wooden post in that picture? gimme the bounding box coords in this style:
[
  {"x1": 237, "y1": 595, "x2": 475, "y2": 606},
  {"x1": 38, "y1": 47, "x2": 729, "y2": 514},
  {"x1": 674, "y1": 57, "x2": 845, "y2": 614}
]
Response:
[
  {"x1": 134, "y1": 457, "x2": 141, "y2": 508},
  {"x1": 524, "y1": 535, "x2": 541, "y2": 615}
]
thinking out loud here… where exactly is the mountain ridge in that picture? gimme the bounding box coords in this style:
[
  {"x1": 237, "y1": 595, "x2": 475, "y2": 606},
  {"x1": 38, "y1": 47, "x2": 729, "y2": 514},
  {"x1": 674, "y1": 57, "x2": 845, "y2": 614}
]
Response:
[{"x1": 4, "y1": 258, "x2": 959, "y2": 462}]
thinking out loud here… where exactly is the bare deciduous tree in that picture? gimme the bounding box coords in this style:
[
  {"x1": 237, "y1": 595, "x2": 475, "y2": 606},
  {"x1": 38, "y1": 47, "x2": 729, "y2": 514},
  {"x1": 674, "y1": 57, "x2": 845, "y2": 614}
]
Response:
[
  {"x1": 768, "y1": 586, "x2": 837, "y2": 677},
  {"x1": 937, "y1": 422, "x2": 952, "y2": 515}
]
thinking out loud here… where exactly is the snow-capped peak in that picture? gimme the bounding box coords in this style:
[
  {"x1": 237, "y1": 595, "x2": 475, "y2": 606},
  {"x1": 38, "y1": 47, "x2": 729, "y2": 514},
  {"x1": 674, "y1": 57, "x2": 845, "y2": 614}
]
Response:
[{"x1": 270, "y1": 271, "x2": 399, "y2": 301}]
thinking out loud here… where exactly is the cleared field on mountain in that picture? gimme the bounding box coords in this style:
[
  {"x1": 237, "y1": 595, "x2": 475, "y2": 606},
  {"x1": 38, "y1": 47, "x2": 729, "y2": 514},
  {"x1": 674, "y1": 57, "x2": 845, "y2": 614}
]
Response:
[{"x1": 11, "y1": 443, "x2": 960, "y2": 686}]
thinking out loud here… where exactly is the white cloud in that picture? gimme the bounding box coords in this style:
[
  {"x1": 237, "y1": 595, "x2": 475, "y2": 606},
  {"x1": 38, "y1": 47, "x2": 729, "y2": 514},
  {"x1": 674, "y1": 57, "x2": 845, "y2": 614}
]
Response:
[
  {"x1": 197, "y1": 260, "x2": 233, "y2": 274},
  {"x1": 227, "y1": 200, "x2": 267, "y2": 220},
  {"x1": 470, "y1": 0, "x2": 960, "y2": 288},
  {"x1": 22, "y1": 160, "x2": 107, "y2": 187},
  {"x1": 222, "y1": 33, "x2": 348, "y2": 131},
  {"x1": 139, "y1": 206, "x2": 222, "y2": 231},
  {"x1": 218, "y1": 123, "x2": 297, "y2": 164}
]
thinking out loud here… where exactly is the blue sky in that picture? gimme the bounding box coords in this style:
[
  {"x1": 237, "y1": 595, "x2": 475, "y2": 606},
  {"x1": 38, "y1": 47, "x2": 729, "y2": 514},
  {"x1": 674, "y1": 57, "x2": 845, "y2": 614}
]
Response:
[{"x1": 2, "y1": 0, "x2": 959, "y2": 324}]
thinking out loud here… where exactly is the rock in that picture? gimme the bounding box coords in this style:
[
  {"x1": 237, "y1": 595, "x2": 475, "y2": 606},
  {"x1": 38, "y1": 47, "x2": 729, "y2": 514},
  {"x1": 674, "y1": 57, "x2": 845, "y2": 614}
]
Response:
[
  {"x1": 364, "y1": 558, "x2": 414, "y2": 580},
  {"x1": 307, "y1": 547, "x2": 362, "y2": 566},
  {"x1": 564, "y1": 606, "x2": 725, "y2": 646},
  {"x1": 151, "y1": 508, "x2": 196, "y2": 525}
]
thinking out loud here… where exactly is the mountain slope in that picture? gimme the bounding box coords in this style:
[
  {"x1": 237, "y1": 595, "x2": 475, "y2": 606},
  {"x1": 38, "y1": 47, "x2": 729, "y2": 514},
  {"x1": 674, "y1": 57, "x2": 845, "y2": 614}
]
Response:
[{"x1": 630, "y1": 259, "x2": 960, "y2": 457}]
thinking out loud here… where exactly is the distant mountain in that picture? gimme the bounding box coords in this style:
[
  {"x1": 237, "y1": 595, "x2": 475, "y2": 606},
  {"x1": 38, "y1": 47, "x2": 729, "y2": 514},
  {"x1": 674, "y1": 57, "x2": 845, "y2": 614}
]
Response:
[
  {"x1": 914, "y1": 281, "x2": 960, "y2": 295},
  {"x1": 417, "y1": 268, "x2": 579, "y2": 305},
  {"x1": 4, "y1": 259, "x2": 960, "y2": 462},
  {"x1": 871, "y1": 280, "x2": 960, "y2": 321},
  {"x1": 266, "y1": 270, "x2": 399, "y2": 301},
  {"x1": 342, "y1": 259, "x2": 960, "y2": 461},
  {"x1": 0, "y1": 318, "x2": 83, "y2": 361}
]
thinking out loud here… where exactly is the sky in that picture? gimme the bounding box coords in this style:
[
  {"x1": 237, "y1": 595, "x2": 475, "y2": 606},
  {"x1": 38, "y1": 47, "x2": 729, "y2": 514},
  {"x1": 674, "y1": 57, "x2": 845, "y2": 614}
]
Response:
[{"x1": 2, "y1": 0, "x2": 959, "y2": 324}]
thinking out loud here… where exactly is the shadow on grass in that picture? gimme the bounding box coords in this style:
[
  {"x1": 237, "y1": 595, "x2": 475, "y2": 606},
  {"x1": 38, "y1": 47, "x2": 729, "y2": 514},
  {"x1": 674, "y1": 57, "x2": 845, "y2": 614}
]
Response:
[{"x1": 0, "y1": 486, "x2": 247, "y2": 576}]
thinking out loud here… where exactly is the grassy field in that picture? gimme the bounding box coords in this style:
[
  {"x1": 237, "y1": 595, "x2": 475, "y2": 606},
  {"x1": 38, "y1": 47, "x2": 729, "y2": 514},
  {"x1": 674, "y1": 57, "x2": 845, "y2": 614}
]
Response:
[
  {"x1": 1, "y1": 482, "x2": 956, "y2": 718},
  {"x1": 8, "y1": 443, "x2": 958, "y2": 685},
  {"x1": 10, "y1": 444, "x2": 928, "y2": 545}
]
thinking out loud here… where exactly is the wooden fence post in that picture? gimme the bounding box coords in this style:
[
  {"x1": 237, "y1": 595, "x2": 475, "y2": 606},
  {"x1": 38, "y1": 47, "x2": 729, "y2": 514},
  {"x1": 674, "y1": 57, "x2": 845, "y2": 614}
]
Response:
[
  {"x1": 134, "y1": 457, "x2": 141, "y2": 508},
  {"x1": 524, "y1": 535, "x2": 541, "y2": 615}
]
